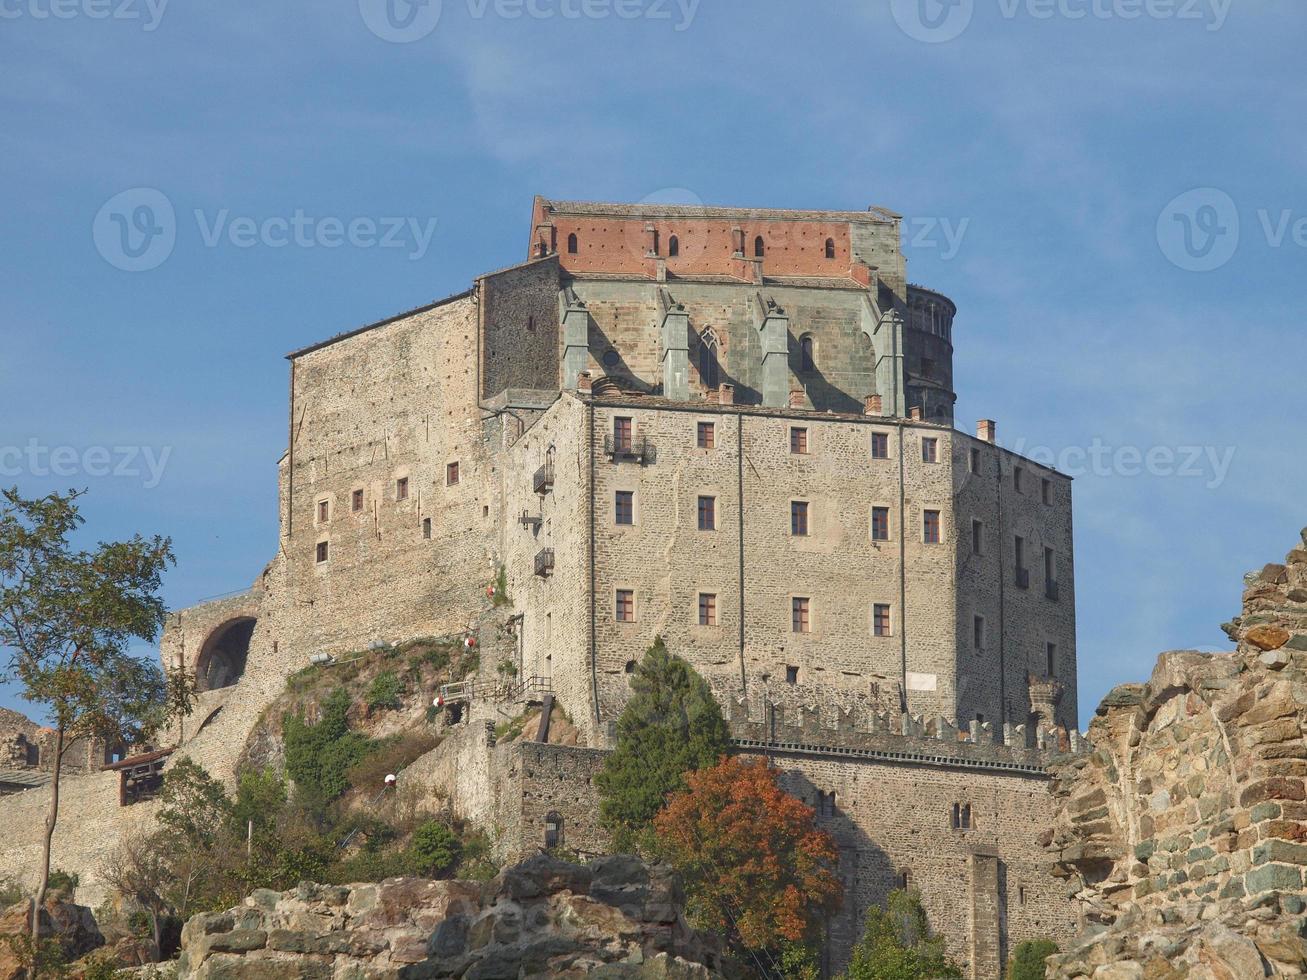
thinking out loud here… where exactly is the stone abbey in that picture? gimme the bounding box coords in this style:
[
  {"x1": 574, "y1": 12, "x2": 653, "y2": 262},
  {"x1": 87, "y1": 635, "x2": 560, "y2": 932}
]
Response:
[{"x1": 0, "y1": 198, "x2": 1091, "y2": 977}]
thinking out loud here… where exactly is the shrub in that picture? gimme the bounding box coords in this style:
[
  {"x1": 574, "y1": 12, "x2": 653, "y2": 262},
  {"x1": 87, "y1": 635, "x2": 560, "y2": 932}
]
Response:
[
  {"x1": 231, "y1": 768, "x2": 287, "y2": 837},
  {"x1": 327, "y1": 848, "x2": 419, "y2": 885},
  {"x1": 284, "y1": 688, "x2": 375, "y2": 805},
  {"x1": 46, "y1": 869, "x2": 78, "y2": 898},
  {"x1": 411, "y1": 821, "x2": 461, "y2": 875},
  {"x1": 366, "y1": 671, "x2": 403, "y2": 711},
  {"x1": 1007, "y1": 939, "x2": 1059, "y2": 980}
]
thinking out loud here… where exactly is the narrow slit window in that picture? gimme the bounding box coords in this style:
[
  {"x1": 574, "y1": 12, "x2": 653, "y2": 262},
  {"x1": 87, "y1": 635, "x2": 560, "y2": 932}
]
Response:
[
  {"x1": 824, "y1": 238, "x2": 836, "y2": 259},
  {"x1": 567, "y1": 233, "x2": 578, "y2": 254}
]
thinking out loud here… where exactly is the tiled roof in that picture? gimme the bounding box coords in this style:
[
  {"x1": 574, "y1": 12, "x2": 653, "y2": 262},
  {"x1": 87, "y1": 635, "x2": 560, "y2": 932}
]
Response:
[{"x1": 541, "y1": 198, "x2": 901, "y2": 224}]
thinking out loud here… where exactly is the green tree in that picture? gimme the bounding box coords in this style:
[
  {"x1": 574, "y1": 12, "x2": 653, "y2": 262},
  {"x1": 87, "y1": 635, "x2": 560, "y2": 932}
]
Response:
[
  {"x1": 594, "y1": 638, "x2": 730, "y2": 852},
  {"x1": 365, "y1": 671, "x2": 403, "y2": 711},
  {"x1": 0, "y1": 487, "x2": 194, "y2": 942},
  {"x1": 844, "y1": 890, "x2": 962, "y2": 980},
  {"x1": 231, "y1": 768, "x2": 288, "y2": 838},
  {"x1": 1006, "y1": 939, "x2": 1058, "y2": 980}
]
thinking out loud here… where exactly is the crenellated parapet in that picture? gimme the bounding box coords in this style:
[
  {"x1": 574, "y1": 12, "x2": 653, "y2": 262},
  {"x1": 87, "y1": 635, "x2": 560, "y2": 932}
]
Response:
[{"x1": 719, "y1": 685, "x2": 1089, "y2": 776}]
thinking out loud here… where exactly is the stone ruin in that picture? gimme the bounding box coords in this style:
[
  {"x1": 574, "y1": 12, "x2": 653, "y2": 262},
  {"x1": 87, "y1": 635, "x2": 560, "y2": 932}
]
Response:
[{"x1": 1045, "y1": 529, "x2": 1307, "y2": 979}]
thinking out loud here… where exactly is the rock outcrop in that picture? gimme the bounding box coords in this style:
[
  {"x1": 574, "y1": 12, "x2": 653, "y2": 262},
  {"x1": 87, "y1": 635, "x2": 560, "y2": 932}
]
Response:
[
  {"x1": 167, "y1": 854, "x2": 729, "y2": 979},
  {"x1": 1046, "y1": 530, "x2": 1307, "y2": 979},
  {"x1": 0, "y1": 898, "x2": 105, "y2": 980}
]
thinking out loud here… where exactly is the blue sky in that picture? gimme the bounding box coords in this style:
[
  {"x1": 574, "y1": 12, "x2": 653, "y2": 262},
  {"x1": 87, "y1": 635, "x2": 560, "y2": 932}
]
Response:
[{"x1": 1, "y1": 0, "x2": 1303, "y2": 730}]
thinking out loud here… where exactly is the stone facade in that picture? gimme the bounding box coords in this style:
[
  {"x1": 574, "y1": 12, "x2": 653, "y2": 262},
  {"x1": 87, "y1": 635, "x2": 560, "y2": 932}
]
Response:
[
  {"x1": 0, "y1": 199, "x2": 1085, "y2": 977},
  {"x1": 1045, "y1": 530, "x2": 1307, "y2": 978}
]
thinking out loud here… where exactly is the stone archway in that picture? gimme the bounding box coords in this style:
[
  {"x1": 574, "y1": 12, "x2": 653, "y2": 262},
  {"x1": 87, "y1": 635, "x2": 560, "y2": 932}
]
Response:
[{"x1": 195, "y1": 618, "x2": 256, "y2": 692}]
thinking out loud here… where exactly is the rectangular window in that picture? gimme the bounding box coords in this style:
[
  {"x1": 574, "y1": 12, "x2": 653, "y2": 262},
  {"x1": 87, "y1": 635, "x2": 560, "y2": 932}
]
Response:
[
  {"x1": 697, "y1": 421, "x2": 715, "y2": 449},
  {"x1": 315, "y1": 541, "x2": 329, "y2": 564},
  {"x1": 422, "y1": 518, "x2": 432, "y2": 539},
  {"x1": 873, "y1": 603, "x2": 891, "y2": 637},
  {"x1": 972, "y1": 519, "x2": 983, "y2": 555},
  {"x1": 792, "y1": 597, "x2": 811, "y2": 634},
  {"x1": 923, "y1": 509, "x2": 941, "y2": 544},
  {"x1": 791, "y1": 500, "x2": 810, "y2": 537},
  {"x1": 786, "y1": 665, "x2": 799, "y2": 684},
  {"x1": 446, "y1": 462, "x2": 460, "y2": 486},
  {"x1": 615, "y1": 490, "x2": 635, "y2": 526},
  {"x1": 615, "y1": 589, "x2": 635, "y2": 623},
  {"x1": 1014, "y1": 467, "x2": 1024, "y2": 493},
  {"x1": 1047, "y1": 642, "x2": 1058, "y2": 677},
  {"x1": 317, "y1": 499, "x2": 329, "y2": 524},
  {"x1": 396, "y1": 477, "x2": 409, "y2": 501},
  {"x1": 970, "y1": 447, "x2": 981, "y2": 474},
  {"x1": 871, "y1": 432, "x2": 889, "y2": 459},
  {"x1": 922, "y1": 437, "x2": 938, "y2": 463},
  {"x1": 872, "y1": 506, "x2": 890, "y2": 542},
  {"x1": 790, "y1": 427, "x2": 809, "y2": 455},
  {"x1": 973, "y1": 615, "x2": 985, "y2": 651},
  {"x1": 1015, "y1": 536, "x2": 1029, "y2": 588},
  {"x1": 613, "y1": 417, "x2": 633, "y2": 452},
  {"x1": 698, "y1": 592, "x2": 717, "y2": 627},
  {"x1": 1044, "y1": 547, "x2": 1056, "y2": 582},
  {"x1": 1042, "y1": 477, "x2": 1053, "y2": 505},
  {"x1": 697, "y1": 495, "x2": 716, "y2": 531},
  {"x1": 352, "y1": 488, "x2": 364, "y2": 513}
]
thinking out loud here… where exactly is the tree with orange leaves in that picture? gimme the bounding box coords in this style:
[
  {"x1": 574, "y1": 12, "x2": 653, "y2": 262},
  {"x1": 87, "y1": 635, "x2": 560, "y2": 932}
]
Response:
[{"x1": 654, "y1": 755, "x2": 842, "y2": 959}]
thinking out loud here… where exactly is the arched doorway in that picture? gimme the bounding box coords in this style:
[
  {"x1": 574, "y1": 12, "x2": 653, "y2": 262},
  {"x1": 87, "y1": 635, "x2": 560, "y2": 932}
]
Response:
[{"x1": 195, "y1": 618, "x2": 256, "y2": 692}]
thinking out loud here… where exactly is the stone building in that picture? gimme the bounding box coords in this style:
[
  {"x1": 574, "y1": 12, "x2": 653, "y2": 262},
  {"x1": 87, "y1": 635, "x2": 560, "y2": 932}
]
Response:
[{"x1": 0, "y1": 198, "x2": 1086, "y2": 977}]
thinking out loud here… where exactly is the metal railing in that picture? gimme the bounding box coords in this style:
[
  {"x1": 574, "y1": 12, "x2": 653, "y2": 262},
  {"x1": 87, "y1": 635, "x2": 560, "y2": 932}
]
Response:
[
  {"x1": 603, "y1": 434, "x2": 654, "y2": 464},
  {"x1": 438, "y1": 674, "x2": 553, "y2": 707},
  {"x1": 534, "y1": 548, "x2": 555, "y2": 577}
]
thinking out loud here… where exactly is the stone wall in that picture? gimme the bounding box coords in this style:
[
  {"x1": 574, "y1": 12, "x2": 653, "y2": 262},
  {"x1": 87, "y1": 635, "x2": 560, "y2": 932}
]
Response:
[
  {"x1": 508, "y1": 719, "x2": 1083, "y2": 979},
  {"x1": 1046, "y1": 530, "x2": 1307, "y2": 979}
]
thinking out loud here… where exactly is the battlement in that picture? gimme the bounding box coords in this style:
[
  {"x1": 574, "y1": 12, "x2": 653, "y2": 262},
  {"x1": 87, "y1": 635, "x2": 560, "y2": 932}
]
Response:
[{"x1": 724, "y1": 689, "x2": 1089, "y2": 776}]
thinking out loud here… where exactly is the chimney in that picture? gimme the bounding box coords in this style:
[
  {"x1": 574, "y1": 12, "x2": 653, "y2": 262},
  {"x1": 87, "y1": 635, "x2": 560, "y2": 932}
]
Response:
[
  {"x1": 864, "y1": 394, "x2": 883, "y2": 416},
  {"x1": 977, "y1": 419, "x2": 997, "y2": 444},
  {"x1": 788, "y1": 388, "x2": 806, "y2": 409},
  {"x1": 908, "y1": 406, "x2": 922, "y2": 421},
  {"x1": 577, "y1": 371, "x2": 593, "y2": 394},
  {"x1": 717, "y1": 383, "x2": 735, "y2": 406}
]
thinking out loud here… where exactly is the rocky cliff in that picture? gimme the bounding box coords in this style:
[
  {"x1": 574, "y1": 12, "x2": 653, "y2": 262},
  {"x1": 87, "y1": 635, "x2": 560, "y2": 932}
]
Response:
[
  {"x1": 1046, "y1": 530, "x2": 1307, "y2": 979},
  {"x1": 147, "y1": 854, "x2": 729, "y2": 979}
]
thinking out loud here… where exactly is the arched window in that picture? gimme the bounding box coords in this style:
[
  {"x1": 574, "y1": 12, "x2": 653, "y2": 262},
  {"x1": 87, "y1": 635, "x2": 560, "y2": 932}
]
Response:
[
  {"x1": 698, "y1": 328, "x2": 720, "y2": 390},
  {"x1": 567, "y1": 233, "x2": 578, "y2": 254},
  {"x1": 754, "y1": 235, "x2": 765, "y2": 258},
  {"x1": 825, "y1": 238, "x2": 836, "y2": 259},
  {"x1": 668, "y1": 235, "x2": 679, "y2": 257},
  {"x1": 800, "y1": 334, "x2": 815, "y2": 373},
  {"x1": 545, "y1": 811, "x2": 564, "y2": 850}
]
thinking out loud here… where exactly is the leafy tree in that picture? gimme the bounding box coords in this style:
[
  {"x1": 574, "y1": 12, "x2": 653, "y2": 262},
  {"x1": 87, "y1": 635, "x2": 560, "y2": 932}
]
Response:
[
  {"x1": 1006, "y1": 939, "x2": 1058, "y2": 980},
  {"x1": 411, "y1": 821, "x2": 461, "y2": 875},
  {"x1": 0, "y1": 487, "x2": 194, "y2": 942},
  {"x1": 595, "y1": 638, "x2": 730, "y2": 850},
  {"x1": 156, "y1": 757, "x2": 233, "y2": 848},
  {"x1": 654, "y1": 756, "x2": 842, "y2": 955},
  {"x1": 283, "y1": 688, "x2": 373, "y2": 806},
  {"x1": 844, "y1": 889, "x2": 962, "y2": 980}
]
